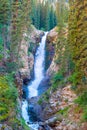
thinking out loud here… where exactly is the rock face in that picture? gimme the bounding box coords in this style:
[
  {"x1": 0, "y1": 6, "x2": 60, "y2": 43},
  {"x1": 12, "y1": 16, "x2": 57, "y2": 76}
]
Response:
[
  {"x1": 38, "y1": 85, "x2": 77, "y2": 120},
  {"x1": 46, "y1": 27, "x2": 58, "y2": 70},
  {"x1": 19, "y1": 25, "x2": 44, "y2": 80},
  {"x1": 15, "y1": 25, "x2": 44, "y2": 94},
  {"x1": 37, "y1": 84, "x2": 87, "y2": 130},
  {"x1": 46, "y1": 27, "x2": 59, "y2": 76},
  {"x1": 19, "y1": 34, "x2": 30, "y2": 79},
  {"x1": 30, "y1": 85, "x2": 85, "y2": 130},
  {"x1": 28, "y1": 25, "x2": 44, "y2": 54}
]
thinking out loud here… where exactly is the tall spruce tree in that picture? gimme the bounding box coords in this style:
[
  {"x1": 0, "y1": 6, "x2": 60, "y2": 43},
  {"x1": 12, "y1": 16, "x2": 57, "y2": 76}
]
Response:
[
  {"x1": 10, "y1": 0, "x2": 31, "y2": 62},
  {"x1": 30, "y1": 0, "x2": 57, "y2": 30},
  {"x1": 0, "y1": 0, "x2": 10, "y2": 61},
  {"x1": 68, "y1": 0, "x2": 87, "y2": 85}
]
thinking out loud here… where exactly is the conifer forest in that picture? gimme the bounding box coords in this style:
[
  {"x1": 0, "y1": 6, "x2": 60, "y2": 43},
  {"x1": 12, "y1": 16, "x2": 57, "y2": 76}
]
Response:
[{"x1": 0, "y1": 0, "x2": 87, "y2": 130}]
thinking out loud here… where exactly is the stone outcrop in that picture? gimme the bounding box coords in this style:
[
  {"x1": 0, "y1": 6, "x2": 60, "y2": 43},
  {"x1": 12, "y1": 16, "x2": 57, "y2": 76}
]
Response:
[
  {"x1": 19, "y1": 25, "x2": 44, "y2": 80},
  {"x1": 46, "y1": 27, "x2": 58, "y2": 71},
  {"x1": 37, "y1": 84, "x2": 87, "y2": 130},
  {"x1": 38, "y1": 85, "x2": 77, "y2": 120},
  {"x1": 19, "y1": 34, "x2": 30, "y2": 79},
  {"x1": 30, "y1": 85, "x2": 85, "y2": 130},
  {"x1": 15, "y1": 26, "x2": 44, "y2": 98},
  {"x1": 28, "y1": 25, "x2": 44, "y2": 54}
]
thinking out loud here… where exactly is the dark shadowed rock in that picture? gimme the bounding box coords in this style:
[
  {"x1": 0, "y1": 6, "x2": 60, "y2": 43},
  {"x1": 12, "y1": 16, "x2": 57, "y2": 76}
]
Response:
[
  {"x1": 38, "y1": 126, "x2": 44, "y2": 130},
  {"x1": 38, "y1": 75, "x2": 51, "y2": 96},
  {"x1": 23, "y1": 78, "x2": 30, "y2": 85}
]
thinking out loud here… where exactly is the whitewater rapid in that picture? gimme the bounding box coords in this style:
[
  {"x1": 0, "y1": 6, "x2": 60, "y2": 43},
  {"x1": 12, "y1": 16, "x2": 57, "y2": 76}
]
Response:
[{"x1": 22, "y1": 32, "x2": 48, "y2": 130}]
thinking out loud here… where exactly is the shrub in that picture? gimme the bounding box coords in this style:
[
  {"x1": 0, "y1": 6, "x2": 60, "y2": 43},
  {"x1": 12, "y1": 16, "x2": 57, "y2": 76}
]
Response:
[
  {"x1": 75, "y1": 92, "x2": 87, "y2": 106},
  {"x1": 0, "y1": 75, "x2": 18, "y2": 121},
  {"x1": 51, "y1": 70, "x2": 64, "y2": 91},
  {"x1": 82, "y1": 109, "x2": 87, "y2": 121},
  {"x1": 38, "y1": 98, "x2": 43, "y2": 105},
  {"x1": 53, "y1": 72, "x2": 64, "y2": 83},
  {"x1": 75, "y1": 92, "x2": 87, "y2": 121},
  {"x1": 5, "y1": 62, "x2": 18, "y2": 73},
  {"x1": 68, "y1": 71, "x2": 80, "y2": 86},
  {"x1": 20, "y1": 118, "x2": 30, "y2": 130},
  {"x1": 57, "y1": 107, "x2": 69, "y2": 117}
]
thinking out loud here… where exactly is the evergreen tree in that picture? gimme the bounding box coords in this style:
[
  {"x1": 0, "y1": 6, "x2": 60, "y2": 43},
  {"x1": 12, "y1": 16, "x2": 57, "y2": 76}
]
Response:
[
  {"x1": 0, "y1": 0, "x2": 10, "y2": 61},
  {"x1": 56, "y1": 0, "x2": 67, "y2": 29},
  {"x1": 68, "y1": 0, "x2": 87, "y2": 85},
  {"x1": 10, "y1": 0, "x2": 31, "y2": 62},
  {"x1": 45, "y1": 1, "x2": 50, "y2": 31},
  {"x1": 30, "y1": 0, "x2": 57, "y2": 30},
  {"x1": 50, "y1": 6, "x2": 56, "y2": 29}
]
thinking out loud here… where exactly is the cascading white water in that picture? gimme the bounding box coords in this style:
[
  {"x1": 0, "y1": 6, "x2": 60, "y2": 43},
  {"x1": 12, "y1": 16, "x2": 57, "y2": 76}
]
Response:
[
  {"x1": 22, "y1": 32, "x2": 48, "y2": 130},
  {"x1": 28, "y1": 32, "x2": 48, "y2": 98}
]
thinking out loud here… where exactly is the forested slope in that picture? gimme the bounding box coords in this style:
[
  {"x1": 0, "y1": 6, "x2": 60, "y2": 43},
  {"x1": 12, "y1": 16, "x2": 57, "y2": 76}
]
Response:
[{"x1": 0, "y1": 0, "x2": 87, "y2": 130}]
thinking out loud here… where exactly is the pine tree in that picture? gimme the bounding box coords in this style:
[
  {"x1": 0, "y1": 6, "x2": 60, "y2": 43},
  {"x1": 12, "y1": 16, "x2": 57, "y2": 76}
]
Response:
[
  {"x1": 45, "y1": 1, "x2": 50, "y2": 31},
  {"x1": 0, "y1": 0, "x2": 10, "y2": 61},
  {"x1": 30, "y1": 0, "x2": 57, "y2": 30},
  {"x1": 68, "y1": 0, "x2": 87, "y2": 85},
  {"x1": 10, "y1": 0, "x2": 31, "y2": 62},
  {"x1": 56, "y1": 0, "x2": 67, "y2": 29}
]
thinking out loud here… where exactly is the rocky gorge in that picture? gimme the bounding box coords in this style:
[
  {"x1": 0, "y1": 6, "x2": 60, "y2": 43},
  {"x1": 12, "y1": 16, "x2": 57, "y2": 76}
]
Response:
[
  {"x1": 21, "y1": 26, "x2": 87, "y2": 130},
  {"x1": 1, "y1": 1, "x2": 87, "y2": 130},
  {"x1": 0, "y1": 26, "x2": 87, "y2": 130}
]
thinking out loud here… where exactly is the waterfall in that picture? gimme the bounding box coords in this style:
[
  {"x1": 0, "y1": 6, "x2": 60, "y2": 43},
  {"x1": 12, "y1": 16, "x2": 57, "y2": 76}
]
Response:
[
  {"x1": 28, "y1": 32, "x2": 48, "y2": 98},
  {"x1": 22, "y1": 32, "x2": 48, "y2": 130}
]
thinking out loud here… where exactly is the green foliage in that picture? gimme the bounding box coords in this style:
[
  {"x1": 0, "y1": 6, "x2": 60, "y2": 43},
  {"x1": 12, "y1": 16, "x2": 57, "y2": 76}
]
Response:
[
  {"x1": 75, "y1": 91, "x2": 87, "y2": 121},
  {"x1": 0, "y1": 46, "x2": 4, "y2": 61},
  {"x1": 0, "y1": 0, "x2": 10, "y2": 24},
  {"x1": 68, "y1": 0, "x2": 87, "y2": 87},
  {"x1": 20, "y1": 118, "x2": 30, "y2": 130},
  {"x1": 68, "y1": 71, "x2": 80, "y2": 86},
  {"x1": 51, "y1": 70, "x2": 65, "y2": 91},
  {"x1": 57, "y1": 107, "x2": 69, "y2": 117},
  {"x1": 38, "y1": 98, "x2": 43, "y2": 105},
  {"x1": 53, "y1": 72, "x2": 64, "y2": 83},
  {"x1": 10, "y1": 0, "x2": 31, "y2": 62},
  {"x1": 43, "y1": 92, "x2": 50, "y2": 102},
  {"x1": 38, "y1": 88, "x2": 52, "y2": 104},
  {"x1": 0, "y1": 74, "x2": 18, "y2": 121},
  {"x1": 82, "y1": 109, "x2": 87, "y2": 121},
  {"x1": 28, "y1": 42, "x2": 35, "y2": 53},
  {"x1": 38, "y1": 92, "x2": 50, "y2": 104},
  {"x1": 56, "y1": 0, "x2": 69, "y2": 29},
  {"x1": 30, "y1": 0, "x2": 57, "y2": 30},
  {"x1": 5, "y1": 61, "x2": 18, "y2": 73},
  {"x1": 75, "y1": 92, "x2": 87, "y2": 106},
  {"x1": 0, "y1": 0, "x2": 10, "y2": 62}
]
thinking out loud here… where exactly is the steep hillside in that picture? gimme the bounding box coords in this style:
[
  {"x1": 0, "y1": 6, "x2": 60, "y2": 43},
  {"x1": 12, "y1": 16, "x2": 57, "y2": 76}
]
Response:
[
  {"x1": 36, "y1": 22, "x2": 87, "y2": 129},
  {"x1": 0, "y1": 25, "x2": 43, "y2": 130}
]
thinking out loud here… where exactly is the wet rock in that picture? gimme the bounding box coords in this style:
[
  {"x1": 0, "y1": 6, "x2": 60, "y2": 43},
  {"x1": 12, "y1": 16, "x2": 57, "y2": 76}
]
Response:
[
  {"x1": 44, "y1": 125, "x2": 52, "y2": 130},
  {"x1": 45, "y1": 27, "x2": 57, "y2": 70},
  {"x1": 28, "y1": 53, "x2": 34, "y2": 76},
  {"x1": 39, "y1": 122, "x2": 45, "y2": 126},
  {"x1": 45, "y1": 27, "x2": 59, "y2": 76},
  {"x1": 45, "y1": 117, "x2": 57, "y2": 126},
  {"x1": 38, "y1": 75, "x2": 51, "y2": 95},
  {"x1": 23, "y1": 78, "x2": 30, "y2": 85},
  {"x1": 38, "y1": 123, "x2": 52, "y2": 130},
  {"x1": 28, "y1": 25, "x2": 44, "y2": 54},
  {"x1": 38, "y1": 126, "x2": 44, "y2": 130},
  {"x1": 28, "y1": 97, "x2": 43, "y2": 120},
  {"x1": 0, "y1": 124, "x2": 2, "y2": 129}
]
